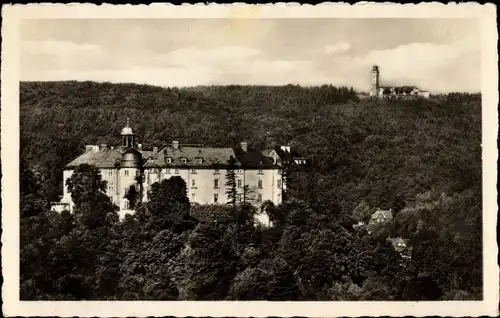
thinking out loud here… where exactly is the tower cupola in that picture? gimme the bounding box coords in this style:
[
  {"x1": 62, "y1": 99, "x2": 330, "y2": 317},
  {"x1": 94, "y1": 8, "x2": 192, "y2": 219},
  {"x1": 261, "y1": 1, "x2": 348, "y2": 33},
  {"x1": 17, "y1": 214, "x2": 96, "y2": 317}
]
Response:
[
  {"x1": 120, "y1": 148, "x2": 142, "y2": 168},
  {"x1": 121, "y1": 118, "x2": 136, "y2": 148}
]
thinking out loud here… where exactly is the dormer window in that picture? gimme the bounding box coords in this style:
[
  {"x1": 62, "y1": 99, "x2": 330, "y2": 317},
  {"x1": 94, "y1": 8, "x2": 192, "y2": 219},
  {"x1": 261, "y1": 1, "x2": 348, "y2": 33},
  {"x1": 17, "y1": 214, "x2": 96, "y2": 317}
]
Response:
[
  {"x1": 166, "y1": 157, "x2": 172, "y2": 164},
  {"x1": 181, "y1": 157, "x2": 187, "y2": 164},
  {"x1": 197, "y1": 157, "x2": 203, "y2": 164}
]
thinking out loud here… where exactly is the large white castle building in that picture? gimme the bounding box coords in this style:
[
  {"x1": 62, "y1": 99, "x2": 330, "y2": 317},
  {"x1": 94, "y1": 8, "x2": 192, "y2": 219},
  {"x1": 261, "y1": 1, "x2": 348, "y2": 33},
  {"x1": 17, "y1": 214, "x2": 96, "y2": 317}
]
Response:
[{"x1": 53, "y1": 121, "x2": 306, "y2": 219}]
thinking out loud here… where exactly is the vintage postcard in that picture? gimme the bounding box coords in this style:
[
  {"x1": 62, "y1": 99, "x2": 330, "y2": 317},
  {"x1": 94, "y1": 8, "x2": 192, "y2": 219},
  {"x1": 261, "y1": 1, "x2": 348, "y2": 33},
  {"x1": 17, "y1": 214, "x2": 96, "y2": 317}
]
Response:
[{"x1": 2, "y1": 2, "x2": 498, "y2": 317}]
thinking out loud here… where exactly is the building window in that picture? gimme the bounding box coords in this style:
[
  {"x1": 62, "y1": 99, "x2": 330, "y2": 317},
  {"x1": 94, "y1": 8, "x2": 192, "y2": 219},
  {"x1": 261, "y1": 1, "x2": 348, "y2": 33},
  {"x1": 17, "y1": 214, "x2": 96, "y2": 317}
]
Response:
[
  {"x1": 258, "y1": 180, "x2": 263, "y2": 189},
  {"x1": 181, "y1": 158, "x2": 187, "y2": 164},
  {"x1": 165, "y1": 168, "x2": 171, "y2": 174},
  {"x1": 214, "y1": 168, "x2": 220, "y2": 174},
  {"x1": 214, "y1": 193, "x2": 219, "y2": 203},
  {"x1": 124, "y1": 170, "x2": 129, "y2": 177},
  {"x1": 166, "y1": 157, "x2": 172, "y2": 164},
  {"x1": 108, "y1": 170, "x2": 113, "y2": 176},
  {"x1": 277, "y1": 179, "x2": 282, "y2": 188},
  {"x1": 258, "y1": 194, "x2": 262, "y2": 203},
  {"x1": 237, "y1": 169, "x2": 243, "y2": 174},
  {"x1": 238, "y1": 194, "x2": 243, "y2": 202},
  {"x1": 191, "y1": 193, "x2": 195, "y2": 200},
  {"x1": 277, "y1": 194, "x2": 281, "y2": 202},
  {"x1": 197, "y1": 158, "x2": 203, "y2": 164},
  {"x1": 214, "y1": 179, "x2": 219, "y2": 189},
  {"x1": 175, "y1": 169, "x2": 179, "y2": 174},
  {"x1": 136, "y1": 170, "x2": 140, "y2": 177},
  {"x1": 108, "y1": 183, "x2": 114, "y2": 191},
  {"x1": 124, "y1": 199, "x2": 130, "y2": 210},
  {"x1": 237, "y1": 179, "x2": 242, "y2": 188},
  {"x1": 192, "y1": 179, "x2": 196, "y2": 187},
  {"x1": 258, "y1": 169, "x2": 263, "y2": 174},
  {"x1": 191, "y1": 168, "x2": 197, "y2": 174}
]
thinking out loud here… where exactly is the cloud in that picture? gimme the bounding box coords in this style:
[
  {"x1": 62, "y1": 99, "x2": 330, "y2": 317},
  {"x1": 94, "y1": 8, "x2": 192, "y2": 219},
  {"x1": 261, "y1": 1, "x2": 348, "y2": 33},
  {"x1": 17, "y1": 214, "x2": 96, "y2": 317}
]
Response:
[
  {"x1": 326, "y1": 35, "x2": 480, "y2": 93},
  {"x1": 21, "y1": 40, "x2": 103, "y2": 57},
  {"x1": 324, "y1": 42, "x2": 351, "y2": 55},
  {"x1": 20, "y1": 29, "x2": 480, "y2": 92},
  {"x1": 21, "y1": 40, "x2": 106, "y2": 73},
  {"x1": 153, "y1": 46, "x2": 262, "y2": 68},
  {"x1": 22, "y1": 43, "x2": 331, "y2": 87}
]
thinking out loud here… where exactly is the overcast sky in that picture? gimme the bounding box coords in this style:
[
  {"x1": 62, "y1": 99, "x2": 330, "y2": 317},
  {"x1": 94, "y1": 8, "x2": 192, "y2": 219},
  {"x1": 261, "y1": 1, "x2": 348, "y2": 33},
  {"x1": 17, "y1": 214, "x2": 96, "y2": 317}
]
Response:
[{"x1": 20, "y1": 18, "x2": 481, "y2": 93}]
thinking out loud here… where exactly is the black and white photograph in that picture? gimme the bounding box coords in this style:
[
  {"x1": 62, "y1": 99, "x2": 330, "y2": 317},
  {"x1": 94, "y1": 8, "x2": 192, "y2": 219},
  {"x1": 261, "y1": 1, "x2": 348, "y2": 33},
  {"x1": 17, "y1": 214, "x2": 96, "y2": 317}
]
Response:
[{"x1": 2, "y1": 3, "x2": 498, "y2": 317}]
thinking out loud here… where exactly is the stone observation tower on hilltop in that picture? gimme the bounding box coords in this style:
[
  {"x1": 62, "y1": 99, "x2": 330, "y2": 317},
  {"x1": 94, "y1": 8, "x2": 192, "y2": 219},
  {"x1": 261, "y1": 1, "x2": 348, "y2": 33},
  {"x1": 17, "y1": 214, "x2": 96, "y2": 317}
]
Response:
[
  {"x1": 370, "y1": 65, "x2": 380, "y2": 97},
  {"x1": 369, "y1": 65, "x2": 430, "y2": 98}
]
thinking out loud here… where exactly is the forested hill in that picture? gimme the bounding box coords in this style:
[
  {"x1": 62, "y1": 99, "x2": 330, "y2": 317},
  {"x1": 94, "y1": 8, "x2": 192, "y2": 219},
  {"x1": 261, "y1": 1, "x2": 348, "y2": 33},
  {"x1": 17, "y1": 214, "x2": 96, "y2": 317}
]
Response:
[
  {"x1": 20, "y1": 80, "x2": 483, "y2": 300},
  {"x1": 21, "y1": 80, "x2": 481, "y2": 212}
]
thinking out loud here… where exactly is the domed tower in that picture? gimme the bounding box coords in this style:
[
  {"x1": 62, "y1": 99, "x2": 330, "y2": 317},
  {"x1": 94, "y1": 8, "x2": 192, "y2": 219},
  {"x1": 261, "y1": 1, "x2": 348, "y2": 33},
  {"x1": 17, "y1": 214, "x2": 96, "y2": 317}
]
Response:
[
  {"x1": 370, "y1": 65, "x2": 380, "y2": 97},
  {"x1": 119, "y1": 148, "x2": 143, "y2": 212},
  {"x1": 121, "y1": 118, "x2": 136, "y2": 148}
]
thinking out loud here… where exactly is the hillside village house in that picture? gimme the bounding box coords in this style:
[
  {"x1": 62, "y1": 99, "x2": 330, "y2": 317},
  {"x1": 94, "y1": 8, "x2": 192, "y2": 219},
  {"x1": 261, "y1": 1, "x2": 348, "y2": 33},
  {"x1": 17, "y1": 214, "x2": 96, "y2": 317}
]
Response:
[
  {"x1": 387, "y1": 237, "x2": 412, "y2": 259},
  {"x1": 51, "y1": 120, "x2": 306, "y2": 220},
  {"x1": 370, "y1": 208, "x2": 394, "y2": 225}
]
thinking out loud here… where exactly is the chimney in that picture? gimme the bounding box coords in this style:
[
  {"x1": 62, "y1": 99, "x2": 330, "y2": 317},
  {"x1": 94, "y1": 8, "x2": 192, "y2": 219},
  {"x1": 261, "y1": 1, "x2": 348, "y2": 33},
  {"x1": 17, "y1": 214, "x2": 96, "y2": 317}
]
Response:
[
  {"x1": 153, "y1": 146, "x2": 158, "y2": 153},
  {"x1": 240, "y1": 141, "x2": 248, "y2": 152},
  {"x1": 172, "y1": 141, "x2": 179, "y2": 150}
]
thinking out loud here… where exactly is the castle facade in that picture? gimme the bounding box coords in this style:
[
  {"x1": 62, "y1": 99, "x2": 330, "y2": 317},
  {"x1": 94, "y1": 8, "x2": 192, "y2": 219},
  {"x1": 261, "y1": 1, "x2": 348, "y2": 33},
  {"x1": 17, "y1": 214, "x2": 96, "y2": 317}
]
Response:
[{"x1": 54, "y1": 121, "x2": 306, "y2": 219}]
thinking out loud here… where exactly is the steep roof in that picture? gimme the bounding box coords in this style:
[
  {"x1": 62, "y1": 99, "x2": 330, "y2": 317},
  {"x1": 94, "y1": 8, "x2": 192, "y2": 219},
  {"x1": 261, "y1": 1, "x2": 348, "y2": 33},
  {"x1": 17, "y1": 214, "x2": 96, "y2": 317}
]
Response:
[
  {"x1": 67, "y1": 147, "x2": 156, "y2": 169},
  {"x1": 371, "y1": 209, "x2": 393, "y2": 220},
  {"x1": 233, "y1": 147, "x2": 275, "y2": 168},
  {"x1": 67, "y1": 144, "x2": 284, "y2": 169},
  {"x1": 152, "y1": 145, "x2": 237, "y2": 168},
  {"x1": 66, "y1": 148, "x2": 122, "y2": 169}
]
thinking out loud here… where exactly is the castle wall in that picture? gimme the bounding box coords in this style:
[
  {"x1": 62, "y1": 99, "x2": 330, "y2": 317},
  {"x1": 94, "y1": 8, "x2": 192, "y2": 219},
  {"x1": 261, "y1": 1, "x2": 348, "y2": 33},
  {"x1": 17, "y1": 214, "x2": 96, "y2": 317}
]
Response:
[
  {"x1": 61, "y1": 169, "x2": 74, "y2": 209},
  {"x1": 142, "y1": 167, "x2": 283, "y2": 207}
]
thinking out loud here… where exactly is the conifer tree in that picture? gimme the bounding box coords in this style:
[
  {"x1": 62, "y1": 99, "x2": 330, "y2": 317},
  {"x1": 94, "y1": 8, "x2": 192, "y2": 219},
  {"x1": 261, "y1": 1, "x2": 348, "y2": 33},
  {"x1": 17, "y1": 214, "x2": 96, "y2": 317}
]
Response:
[
  {"x1": 124, "y1": 185, "x2": 139, "y2": 210},
  {"x1": 225, "y1": 156, "x2": 237, "y2": 206}
]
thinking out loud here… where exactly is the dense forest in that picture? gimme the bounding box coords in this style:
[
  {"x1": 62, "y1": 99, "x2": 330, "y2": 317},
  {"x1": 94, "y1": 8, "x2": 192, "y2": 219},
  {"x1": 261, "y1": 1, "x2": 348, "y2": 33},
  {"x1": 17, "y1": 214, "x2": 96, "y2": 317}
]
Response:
[{"x1": 20, "y1": 81, "x2": 482, "y2": 300}]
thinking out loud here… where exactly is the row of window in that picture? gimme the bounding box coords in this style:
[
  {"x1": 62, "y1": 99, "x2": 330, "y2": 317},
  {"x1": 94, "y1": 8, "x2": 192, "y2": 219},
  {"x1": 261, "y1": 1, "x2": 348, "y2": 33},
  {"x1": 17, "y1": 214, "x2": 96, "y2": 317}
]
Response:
[
  {"x1": 107, "y1": 170, "x2": 140, "y2": 177},
  {"x1": 163, "y1": 157, "x2": 274, "y2": 169},
  {"x1": 106, "y1": 168, "x2": 276, "y2": 176},
  {"x1": 165, "y1": 157, "x2": 203, "y2": 164},
  {"x1": 107, "y1": 178, "x2": 281, "y2": 193},
  {"x1": 106, "y1": 176, "x2": 282, "y2": 191},
  {"x1": 151, "y1": 168, "x2": 264, "y2": 174},
  {"x1": 191, "y1": 178, "x2": 282, "y2": 189},
  {"x1": 191, "y1": 193, "x2": 270, "y2": 203}
]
